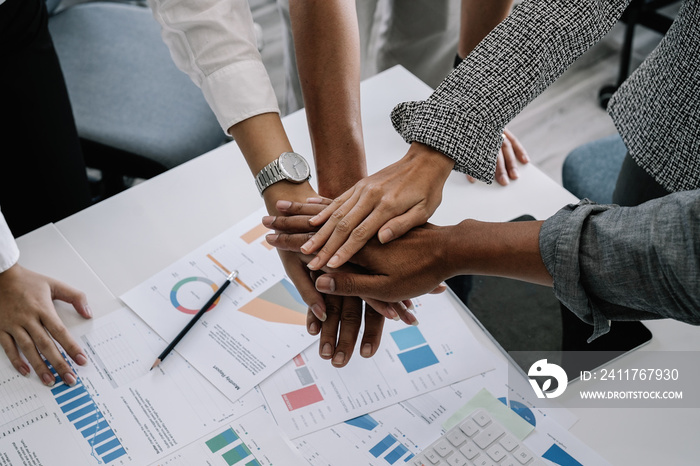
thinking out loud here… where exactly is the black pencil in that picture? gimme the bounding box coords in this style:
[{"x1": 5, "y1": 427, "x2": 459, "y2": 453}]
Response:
[{"x1": 150, "y1": 270, "x2": 238, "y2": 370}]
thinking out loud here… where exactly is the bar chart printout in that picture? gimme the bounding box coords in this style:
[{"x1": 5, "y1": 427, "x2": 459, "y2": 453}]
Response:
[{"x1": 48, "y1": 361, "x2": 127, "y2": 464}]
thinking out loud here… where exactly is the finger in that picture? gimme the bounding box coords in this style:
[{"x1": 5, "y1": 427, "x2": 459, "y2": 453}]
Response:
[
  {"x1": 262, "y1": 215, "x2": 318, "y2": 234},
  {"x1": 306, "y1": 197, "x2": 333, "y2": 206},
  {"x1": 0, "y1": 332, "x2": 30, "y2": 376},
  {"x1": 363, "y1": 297, "x2": 400, "y2": 321},
  {"x1": 318, "y1": 295, "x2": 342, "y2": 361},
  {"x1": 500, "y1": 135, "x2": 520, "y2": 181},
  {"x1": 266, "y1": 232, "x2": 314, "y2": 252},
  {"x1": 275, "y1": 200, "x2": 328, "y2": 216},
  {"x1": 306, "y1": 308, "x2": 321, "y2": 336},
  {"x1": 305, "y1": 195, "x2": 372, "y2": 269},
  {"x1": 308, "y1": 191, "x2": 354, "y2": 227},
  {"x1": 377, "y1": 204, "x2": 430, "y2": 244},
  {"x1": 41, "y1": 311, "x2": 88, "y2": 368},
  {"x1": 466, "y1": 174, "x2": 476, "y2": 183},
  {"x1": 50, "y1": 278, "x2": 92, "y2": 320},
  {"x1": 430, "y1": 283, "x2": 448, "y2": 294},
  {"x1": 503, "y1": 128, "x2": 529, "y2": 164},
  {"x1": 359, "y1": 303, "x2": 384, "y2": 358},
  {"x1": 495, "y1": 148, "x2": 509, "y2": 186},
  {"x1": 27, "y1": 320, "x2": 78, "y2": 386},
  {"x1": 14, "y1": 324, "x2": 62, "y2": 386},
  {"x1": 302, "y1": 194, "x2": 360, "y2": 256},
  {"x1": 331, "y1": 297, "x2": 364, "y2": 367},
  {"x1": 285, "y1": 256, "x2": 327, "y2": 321}
]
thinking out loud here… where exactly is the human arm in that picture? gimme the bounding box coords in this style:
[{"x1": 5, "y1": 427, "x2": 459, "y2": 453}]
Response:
[
  {"x1": 0, "y1": 211, "x2": 91, "y2": 385},
  {"x1": 297, "y1": 0, "x2": 630, "y2": 269},
  {"x1": 289, "y1": 0, "x2": 367, "y2": 196}
]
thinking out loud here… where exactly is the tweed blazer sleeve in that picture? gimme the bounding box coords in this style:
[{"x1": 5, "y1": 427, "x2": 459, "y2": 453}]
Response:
[{"x1": 391, "y1": 0, "x2": 631, "y2": 183}]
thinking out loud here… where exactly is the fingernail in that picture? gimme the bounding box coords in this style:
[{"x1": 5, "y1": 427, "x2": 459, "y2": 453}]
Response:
[
  {"x1": 42, "y1": 373, "x2": 55, "y2": 387},
  {"x1": 277, "y1": 200, "x2": 292, "y2": 210},
  {"x1": 309, "y1": 215, "x2": 320, "y2": 224},
  {"x1": 511, "y1": 168, "x2": 520, "y2": 179},
  {"x1": 307, "y1": 197, "x2": 323, "y2": 204},
  {"x1": 316, "y1": 276, "x2": 335, "y2": 293},
  {"x1": 63, "y1": 372, "x2": 77, "y2": 386},
  {"x1": 262, "y1": 216, "x2": 275, "y2": 227},
  {"x1": 388, "y1": 307, "x2": 399, "y2": 321},
  {"x1": 378, "y1": 228, "x2": 394, "y2": 244},
  {"x1": 499, "y1": 175, "x2": 509, "y2": 185},
  {"x1": 84, "y1": 305, "x2": 93, "y2": 318},
  {"x1": 327, "y1": 255, "x2": 340, "y2": 268},
  {"x1": 408, "y1": 311, "x2": 420, "y2": 326},
  {"x1": 75, "y1": 353, "x2": 88, "y2": 366},
  {"x1": 523, "y1": 153, "x2": 530, "y2": 163},
  {"x1": 266, "y1": 233, "x2": 278, "y2": 242},
  {"x1": 332, "y1": 352, "x2": 345, "y2": 366},
  {"x1": 406, "y1": 301, "x2": 415, "y2": 311},
  {"x1": 361, "y1": 343, "x2": 372, "y2": 358},
  {"x1": 321, "y1": 343, "x2": 333, "y2": 358},
  {"x1": 19, "y1": 365, "x2": 30, "y2": 376},
  {"x1": 308, "y1": 321, "x2": 319, "y2": 335},
  {"x1": 301, "y1": 242, "x2": 312, "y2": 253},
  {"x1": 311, "y1": 304, "x2": 327, "y2": 322},
  {"x1": 307, "y1": 257, "x2": 320, "y2": 270}
]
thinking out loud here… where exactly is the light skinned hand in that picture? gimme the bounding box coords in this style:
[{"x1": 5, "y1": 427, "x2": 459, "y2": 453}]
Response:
[
  {"x1": 0, "y1": 264, "x2": 92, "y2": 386},
  {"x1": 267, "y1": 223, "x2": 451, "y2": 303},
  {"x1": 467, "y1": 128, "x2": 529, "y2": 185},
  {"x1": 299, "y1": 142, "x2": 454, "y2": 273}
]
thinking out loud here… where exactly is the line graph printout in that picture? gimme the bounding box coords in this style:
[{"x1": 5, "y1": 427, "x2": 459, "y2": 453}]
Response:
[
  {"x1": 120, "y1": 208, "x2": 316, "y2": 401},
  {"x1": 260, "y1": 292, "x2": 498, "y2": 438},
  {"x1": 0, "y1": 308, "x2": 265, "y2": 466}
]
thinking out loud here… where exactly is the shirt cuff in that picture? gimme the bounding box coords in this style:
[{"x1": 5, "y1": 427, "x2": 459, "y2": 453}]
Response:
[
  {"x1": 539, "y1": 199, "x2": 613, "y2": 342},
  {"x1": 200, "y1": 59, "x2": 280, "y2": 134},
  {"x1": 0, "y1": 213, "x2": 19, "y2": 273},
  {"x1": 390, "y1": 99, "x2": 503, "y2": 183}
]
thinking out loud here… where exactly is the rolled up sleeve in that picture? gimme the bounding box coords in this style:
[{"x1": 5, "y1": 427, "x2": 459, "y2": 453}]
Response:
[
  {"x1": 539, "y1": 191, "x2": 700, "y2": 341},
  {"x1": 148, "y1": 0, "x2": 279, "y2": 133}
]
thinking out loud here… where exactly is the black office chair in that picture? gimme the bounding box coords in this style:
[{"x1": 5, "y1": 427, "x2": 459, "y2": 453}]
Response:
[{"x1": 598, "y1": 0, "x2": 679, "y2": 108}]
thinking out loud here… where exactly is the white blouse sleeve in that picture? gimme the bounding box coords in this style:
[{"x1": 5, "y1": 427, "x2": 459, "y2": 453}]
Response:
[
  {"x1": 147, "y1": 0, "x2": 280, "y2": 133},
  {"x1": 0, "y1": 210, "x2": 19, "y2": 273}
]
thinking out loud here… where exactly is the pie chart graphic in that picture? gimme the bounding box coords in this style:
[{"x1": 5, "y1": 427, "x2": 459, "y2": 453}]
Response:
[{"x1": 170, "y1": 276, "x2": 220, "y2": 315}]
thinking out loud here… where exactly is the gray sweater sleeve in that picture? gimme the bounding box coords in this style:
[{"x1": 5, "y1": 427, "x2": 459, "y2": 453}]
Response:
[
  {"x1": 539, "y1": 190, "x2": 700, "y2": 341},
  {"x1": 390, "y1": 0, "x2": 630, "y2": 183}
]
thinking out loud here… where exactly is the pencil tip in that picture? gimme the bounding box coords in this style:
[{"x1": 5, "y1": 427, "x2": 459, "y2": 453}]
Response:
[{"x1": 150, "y1": 359, "x2": 161, "y2": 371}]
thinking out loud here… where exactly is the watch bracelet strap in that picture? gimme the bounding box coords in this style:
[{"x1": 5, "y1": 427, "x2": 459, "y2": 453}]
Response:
[{"x1": 255, "y1": 159, "x2": 283, "y2": 195}]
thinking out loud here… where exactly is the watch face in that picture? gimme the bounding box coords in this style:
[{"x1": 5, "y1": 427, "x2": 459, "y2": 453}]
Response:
[{"x1": 279, "y1": 152, "x2": 310, "y2": 182}]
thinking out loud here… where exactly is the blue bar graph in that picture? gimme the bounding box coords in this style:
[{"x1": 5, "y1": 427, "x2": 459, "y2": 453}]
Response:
[
  {"x1": 390, "y1": 327, "x2": 427, "y2": 351},
  {"x1": 397, "y1": 345, "x2": 439, "y2": 373},
  {"x1": 47, "y1": 361, "x2": 127, "y2": 464},
  {"x1": 369, "y1": 434, "x2": 397, "y2": 458},
  {"x1": 345, "y1": 414, "x2": 379, "y2": 431},
  {"x1": 404, "y1": 453, "x2": 415, "y2": 462},
  {"x1": 385, "y1": 444, "x2": 409, "y2": 464}
]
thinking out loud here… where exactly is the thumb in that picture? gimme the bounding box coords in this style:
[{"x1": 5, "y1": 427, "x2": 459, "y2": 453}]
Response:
[
  {"x1": 49, "y1": 278, "x2": 92, "y2": 319},
  {"x1": 377, "y1": 206, "x2": 428, "y2": 244}
]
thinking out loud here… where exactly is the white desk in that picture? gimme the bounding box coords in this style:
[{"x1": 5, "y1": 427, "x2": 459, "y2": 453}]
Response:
[{"x1": 46, "y1": 66, "x2": 700, "y2": 464}]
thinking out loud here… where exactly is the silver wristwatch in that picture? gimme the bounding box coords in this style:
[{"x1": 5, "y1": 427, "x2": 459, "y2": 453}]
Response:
[{"x1": 254, "y1": 152, "x2": 311, "y2": 195}]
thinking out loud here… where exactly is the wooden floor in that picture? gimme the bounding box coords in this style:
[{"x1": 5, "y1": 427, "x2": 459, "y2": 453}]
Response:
[{"x1": 253, "y1": 2, "x2": 671, "y2": 186}]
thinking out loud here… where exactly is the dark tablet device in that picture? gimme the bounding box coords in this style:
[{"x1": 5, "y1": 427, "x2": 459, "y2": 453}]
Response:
[{"x1": 446, "y1": 214, "x2": 652, "y2": 382}]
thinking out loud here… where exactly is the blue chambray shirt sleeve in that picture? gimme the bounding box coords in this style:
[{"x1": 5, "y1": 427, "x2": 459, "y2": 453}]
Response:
[{"x1": 539, "y1": 191, "x2": 700, "y2": 342}]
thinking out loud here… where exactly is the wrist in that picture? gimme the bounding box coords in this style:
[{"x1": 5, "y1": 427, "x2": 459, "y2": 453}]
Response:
[
  {"x1": 403, "y1": 142, "x2": 455, "y2": 181},
  {"x1": 262, "y1": 181, "x2": 317, "y2": 215}
]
